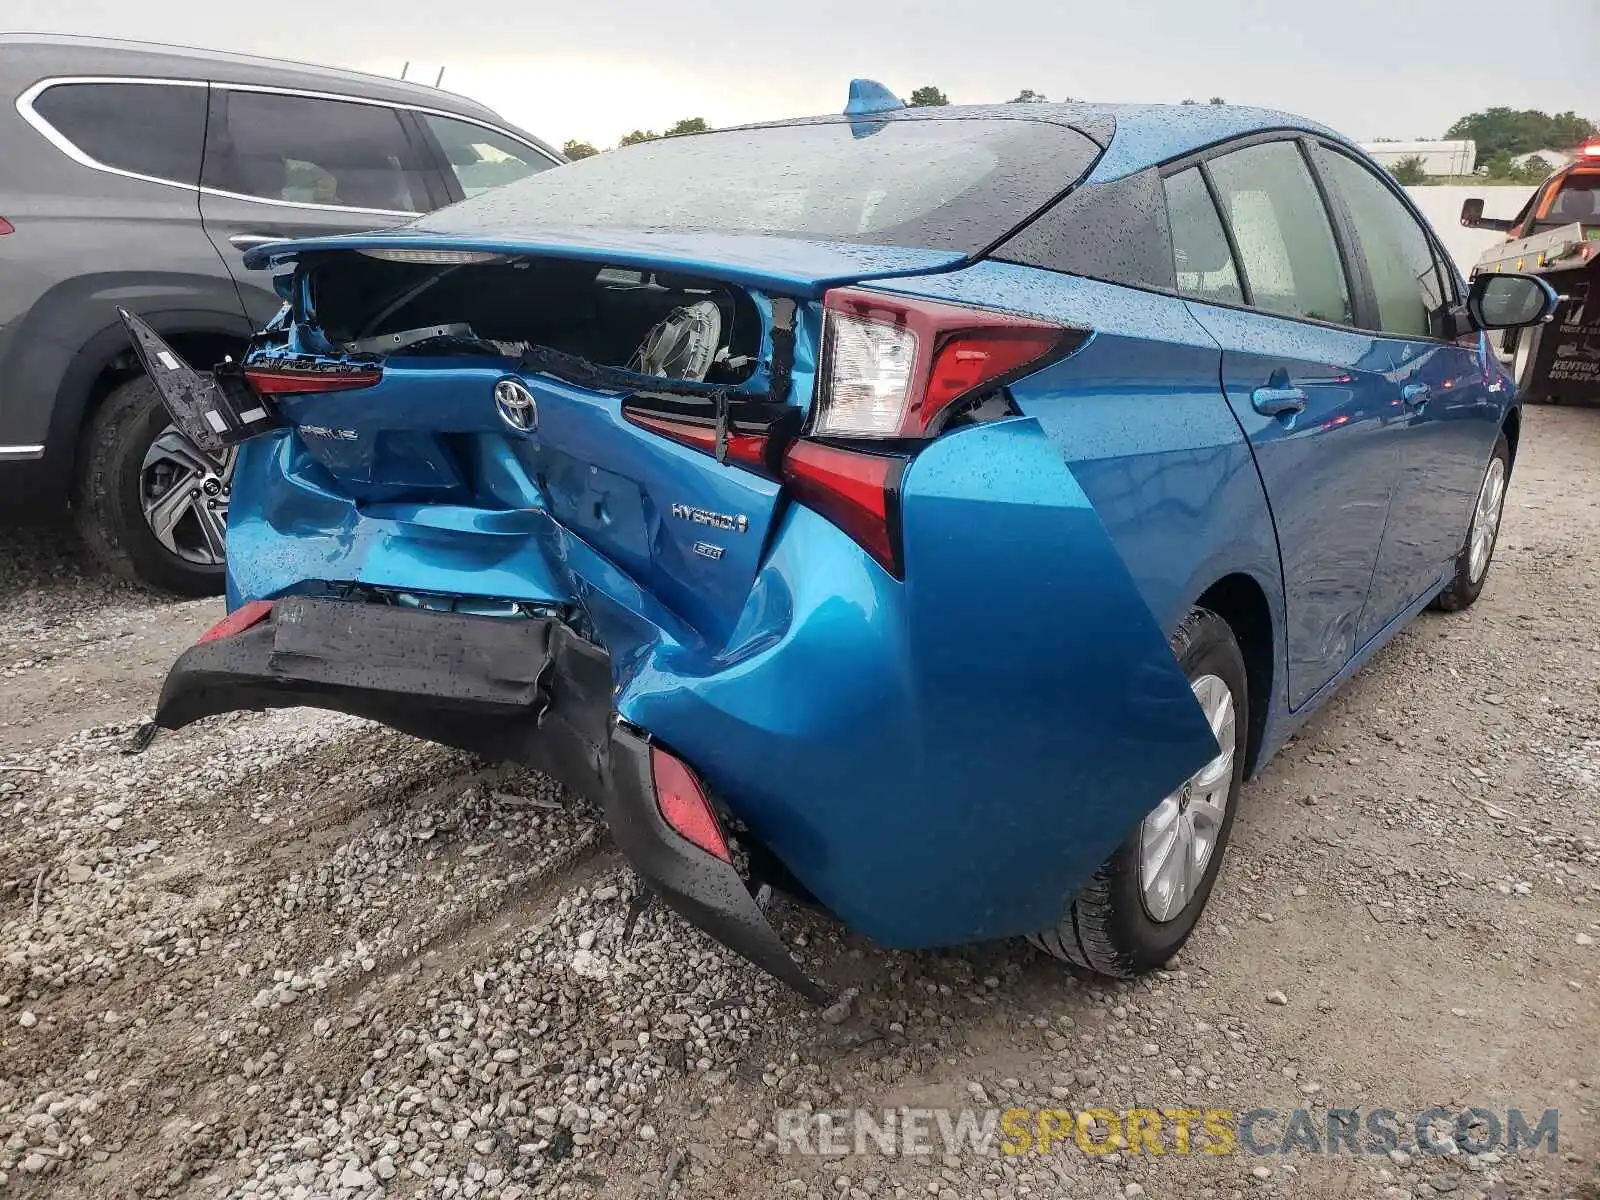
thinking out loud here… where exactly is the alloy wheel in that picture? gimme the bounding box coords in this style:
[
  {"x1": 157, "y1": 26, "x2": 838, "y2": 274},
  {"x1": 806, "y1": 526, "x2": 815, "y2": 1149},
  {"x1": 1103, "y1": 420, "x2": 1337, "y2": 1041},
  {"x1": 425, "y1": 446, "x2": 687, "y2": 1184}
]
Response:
[
  {"x1": 1468, "y1": 457, "x2": 1506, "y2": 585},
  {"x1": 140, "y1": 426, "x2": 235, "y2": 566},
  {"x1": 1138, "y1": 673, "x2": 1236, "y2": 923}
]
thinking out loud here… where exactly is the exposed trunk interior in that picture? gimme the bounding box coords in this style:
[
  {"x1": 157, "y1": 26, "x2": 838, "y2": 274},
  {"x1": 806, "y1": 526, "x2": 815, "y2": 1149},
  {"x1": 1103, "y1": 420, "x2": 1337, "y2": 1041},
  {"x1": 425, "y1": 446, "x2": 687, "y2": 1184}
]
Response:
[{"x1": 305, "y1": 255, "x2": 769, "y2": 387}]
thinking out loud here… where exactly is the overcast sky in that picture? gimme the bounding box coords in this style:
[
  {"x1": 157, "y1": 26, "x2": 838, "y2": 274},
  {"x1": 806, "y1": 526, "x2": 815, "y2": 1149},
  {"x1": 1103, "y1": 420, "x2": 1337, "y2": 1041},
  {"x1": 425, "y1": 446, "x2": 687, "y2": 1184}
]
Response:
[{"x1": 10, "y1": 0, "x2": 1597, "y2": 148}]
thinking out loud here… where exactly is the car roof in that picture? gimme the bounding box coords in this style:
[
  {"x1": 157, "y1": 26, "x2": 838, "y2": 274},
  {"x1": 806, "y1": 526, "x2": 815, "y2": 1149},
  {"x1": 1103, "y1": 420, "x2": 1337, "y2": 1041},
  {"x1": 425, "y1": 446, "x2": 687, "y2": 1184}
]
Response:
[
  {"x1": 0, "y1": 32, "x2": 504, "y2": 124},
  {"x1": 737, "y1": 99, "x2": 1347, "y2": 181}
]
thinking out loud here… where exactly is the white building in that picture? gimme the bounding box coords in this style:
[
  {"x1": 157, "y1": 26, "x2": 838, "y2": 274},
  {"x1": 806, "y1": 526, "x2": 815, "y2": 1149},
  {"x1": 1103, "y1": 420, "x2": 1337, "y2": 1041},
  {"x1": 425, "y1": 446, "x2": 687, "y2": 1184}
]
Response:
[
  {"x1": 1359, "y1": 140, "x2": 1477, "y2": 177},
  {"x1": 1511, "y1": 148, "x2": 1573, "y2": 171}
]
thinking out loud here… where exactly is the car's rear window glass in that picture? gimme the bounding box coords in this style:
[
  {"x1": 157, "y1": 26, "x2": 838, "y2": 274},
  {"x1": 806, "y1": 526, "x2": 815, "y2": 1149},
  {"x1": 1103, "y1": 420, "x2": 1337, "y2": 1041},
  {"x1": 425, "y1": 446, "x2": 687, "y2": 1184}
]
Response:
[
  {"x1": 30, "y1": 81, "x2": 206, "y2": 185},
  {"x1": 1545, "y1": 176, "x2": 1598, "y2": 225},
  {"x1": 414, "y1": 118, "x2": 1102, "y2": 253},
  {"x1": 207, "y1": 91, "x2": 432, "y2": 213}
]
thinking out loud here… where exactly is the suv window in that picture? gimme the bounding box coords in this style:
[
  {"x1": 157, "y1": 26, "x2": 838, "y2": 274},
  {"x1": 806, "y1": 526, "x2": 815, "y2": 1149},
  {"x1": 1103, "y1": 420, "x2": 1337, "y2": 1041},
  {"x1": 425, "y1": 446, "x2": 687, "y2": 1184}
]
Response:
[
  {"x1": 422, "y1": 114, "x2": 553, "y2": 198},
  {"x1": 1164, "y1": 167, "x2": 1243, "y2": 305},
  {"x1": 1206, "y1": 141, "x2": 1352, "y2": 327},
  {"x1": 205, "y1": 90, "x2": 431, "y2": 212},
  {"x1": 29, "y1": 81, "x2": 206, "y2": 185},
  {"x1": 1318, "y1": 150, "x2": 1448, "y2": 338}
]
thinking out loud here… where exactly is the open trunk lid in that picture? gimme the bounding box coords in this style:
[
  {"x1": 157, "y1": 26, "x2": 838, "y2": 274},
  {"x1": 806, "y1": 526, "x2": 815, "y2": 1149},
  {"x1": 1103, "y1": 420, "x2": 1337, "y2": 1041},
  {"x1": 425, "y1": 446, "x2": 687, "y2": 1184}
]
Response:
[{"x1": 128, "y1": 233, "x2": 962, "y2": 645}]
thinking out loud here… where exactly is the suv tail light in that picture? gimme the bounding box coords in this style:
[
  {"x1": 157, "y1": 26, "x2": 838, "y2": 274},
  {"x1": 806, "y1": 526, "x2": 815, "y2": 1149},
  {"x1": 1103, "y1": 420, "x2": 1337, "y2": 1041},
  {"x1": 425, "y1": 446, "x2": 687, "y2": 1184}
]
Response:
[
  {"x1": 812, "y1": 287, "x2": 1076, "y2": 438},
  {"x1": 0, "y1": 217, "x2": 13, "y2": 236}
]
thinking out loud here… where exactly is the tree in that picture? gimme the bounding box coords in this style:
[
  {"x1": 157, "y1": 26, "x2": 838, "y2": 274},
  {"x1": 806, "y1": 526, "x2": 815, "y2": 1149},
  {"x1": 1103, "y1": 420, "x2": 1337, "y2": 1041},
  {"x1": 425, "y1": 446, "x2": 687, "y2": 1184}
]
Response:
[
  {"x1": 1208, "y1": 96, "x2": 1226, "y2": 105},
  {"x1": 618, "y1": 129, "x2": 659, "y2": 147},
  {"x1": 1180, "y1": 98, "x2": 1199, "y2": 105},
  {"x1": 1008, "y1": 89, "x2": 1047, "y2": 103},
  {"x1": 1445, "y1": 107, "x2": 1597, "y2": 159},
  {"x1": 1389, "y1": 155, "x2": 1428, "y2": 185},
  {"x1": 561, "y1": 139, "x2": 598, "y2": 160},
  {"x1": 908, "y1": 86, "x2": 949, "y2": 107},
  {"x1": 1517, "y1": 154, "x2": 1553, "y2": 183},
  {"x1": 665, "y1": 117, "x2": 709, "y2": 136}
]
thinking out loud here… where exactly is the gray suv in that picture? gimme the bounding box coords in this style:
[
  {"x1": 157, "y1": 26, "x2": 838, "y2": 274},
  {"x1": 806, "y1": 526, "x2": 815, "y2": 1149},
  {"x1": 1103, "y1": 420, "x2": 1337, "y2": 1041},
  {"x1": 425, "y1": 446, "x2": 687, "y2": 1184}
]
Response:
[{"x1": 0, "y1": 34, "x2": 562, "y2": 593}]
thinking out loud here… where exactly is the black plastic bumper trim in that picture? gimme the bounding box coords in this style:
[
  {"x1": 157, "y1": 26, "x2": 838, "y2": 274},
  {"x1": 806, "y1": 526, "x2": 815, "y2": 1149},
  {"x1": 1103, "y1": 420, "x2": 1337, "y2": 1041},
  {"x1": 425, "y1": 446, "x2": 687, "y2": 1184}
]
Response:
[{"x1": 152, "y1": 598, "x2": 830, "y2": 1002}]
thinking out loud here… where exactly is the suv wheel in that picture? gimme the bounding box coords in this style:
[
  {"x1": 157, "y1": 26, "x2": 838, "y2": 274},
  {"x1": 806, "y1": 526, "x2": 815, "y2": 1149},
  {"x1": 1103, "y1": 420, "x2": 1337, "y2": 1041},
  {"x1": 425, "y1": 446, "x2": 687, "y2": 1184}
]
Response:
[
  {"x1": 73, "y1": 375, "x2": 232, "y2": 596},
  {"x1": 1030, "y1": 608, "x2": 1247, "y2": 977}
]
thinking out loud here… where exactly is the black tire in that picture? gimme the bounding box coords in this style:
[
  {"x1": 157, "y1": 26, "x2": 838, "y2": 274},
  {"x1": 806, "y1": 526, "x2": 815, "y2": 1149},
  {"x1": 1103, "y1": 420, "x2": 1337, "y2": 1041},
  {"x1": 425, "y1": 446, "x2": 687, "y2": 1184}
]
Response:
[
  {"x1": 1430, "y1": 433, "x2": 1510, "y2": 613},
  {"x1": 72, "y1": 376, "x2": 228, "y2": 597},
  {"x1": 1030, "y1": 608, "x2": 1247, "y2": 977}
]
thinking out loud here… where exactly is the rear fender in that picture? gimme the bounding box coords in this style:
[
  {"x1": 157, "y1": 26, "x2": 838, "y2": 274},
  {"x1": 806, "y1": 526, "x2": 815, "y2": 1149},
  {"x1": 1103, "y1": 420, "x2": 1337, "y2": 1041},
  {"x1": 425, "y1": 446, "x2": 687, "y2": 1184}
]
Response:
[{"x1": 616, "y1": 416, "x2": 1220, "y2": 947}]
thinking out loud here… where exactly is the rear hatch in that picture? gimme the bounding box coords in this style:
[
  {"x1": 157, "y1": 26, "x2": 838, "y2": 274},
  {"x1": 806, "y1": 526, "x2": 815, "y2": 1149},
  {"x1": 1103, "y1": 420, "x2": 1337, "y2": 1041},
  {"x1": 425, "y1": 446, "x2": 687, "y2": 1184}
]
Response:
[
  {"x1": 141, "y1": 112, "x2": 1107, "y2": 643},
  {"x1": 239, "y1": 233, "x2": 966, "y2": 641}
]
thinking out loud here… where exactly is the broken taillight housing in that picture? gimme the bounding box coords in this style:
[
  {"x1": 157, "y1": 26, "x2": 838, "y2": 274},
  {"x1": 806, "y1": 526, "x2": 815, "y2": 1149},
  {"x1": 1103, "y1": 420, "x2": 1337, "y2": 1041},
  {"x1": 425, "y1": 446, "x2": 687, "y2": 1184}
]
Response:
[
  {"x1": 812, "y1": 287, "x2": 1076, "y2": 438},
  {"x1": 783, "y1": 289, "x2": 1081, "y2": 576}
]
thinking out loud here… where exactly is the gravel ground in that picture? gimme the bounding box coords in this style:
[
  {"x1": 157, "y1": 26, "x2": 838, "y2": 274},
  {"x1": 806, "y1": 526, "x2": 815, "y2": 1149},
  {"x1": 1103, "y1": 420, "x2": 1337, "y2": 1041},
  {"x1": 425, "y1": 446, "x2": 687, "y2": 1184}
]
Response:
[{"x1": 1, "y1": 405, "x2": 1596, "y2": 1200}]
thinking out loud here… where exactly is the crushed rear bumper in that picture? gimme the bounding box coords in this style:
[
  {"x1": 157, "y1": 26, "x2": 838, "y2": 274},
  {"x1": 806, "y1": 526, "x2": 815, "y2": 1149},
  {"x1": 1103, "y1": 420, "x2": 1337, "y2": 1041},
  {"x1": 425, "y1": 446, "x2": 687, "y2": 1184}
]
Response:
[{"x1": 155, "y1": 597, "x2": 830, "y2": 1002}]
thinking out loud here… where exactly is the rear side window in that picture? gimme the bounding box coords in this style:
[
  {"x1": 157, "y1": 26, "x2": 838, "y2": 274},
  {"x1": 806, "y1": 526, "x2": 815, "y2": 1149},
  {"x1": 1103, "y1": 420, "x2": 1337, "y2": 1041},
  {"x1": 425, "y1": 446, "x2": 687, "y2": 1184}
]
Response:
[
  {"x1": 1206, "y1": 141, "x2": 1353, "y2": 327},
  {"x1": 422, "y1": 114, "x2": 553, "y2": 198},
  {"x1": 205, "y1": 90, "x2": 431, "y2": 213},
  {"x1": 414, "y1": 118, "x2": 1103, "y2": 254},
  {"x1": 29, "y1": 81, "x2": 206, "y2": 185},
  {"x1": 1317, "y1": 150, "x2": 1447, "y2": 338},
  {"x1": 1164, "y1": 168, "x2": 1243, "y2": 305}
]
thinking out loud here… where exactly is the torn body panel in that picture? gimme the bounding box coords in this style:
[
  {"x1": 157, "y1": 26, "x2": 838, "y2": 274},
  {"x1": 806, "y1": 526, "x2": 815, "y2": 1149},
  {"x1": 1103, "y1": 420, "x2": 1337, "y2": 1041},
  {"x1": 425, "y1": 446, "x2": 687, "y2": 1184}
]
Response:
[{"x1": 137, "y1": 237, "x2": 1223, "y2": 987}]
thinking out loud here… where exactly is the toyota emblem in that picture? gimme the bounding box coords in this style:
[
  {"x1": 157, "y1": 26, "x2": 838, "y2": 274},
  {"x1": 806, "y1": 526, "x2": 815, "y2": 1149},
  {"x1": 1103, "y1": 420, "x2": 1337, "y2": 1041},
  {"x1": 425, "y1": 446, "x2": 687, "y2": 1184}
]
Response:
[{"x1": 494, "y1": 378, "x2": 538, "y2": 433}]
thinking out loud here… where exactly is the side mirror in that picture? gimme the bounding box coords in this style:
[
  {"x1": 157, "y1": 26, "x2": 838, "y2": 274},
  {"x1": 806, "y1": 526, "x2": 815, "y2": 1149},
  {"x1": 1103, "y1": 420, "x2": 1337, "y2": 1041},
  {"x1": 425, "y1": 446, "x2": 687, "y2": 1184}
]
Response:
[
  {"x1": 1460, "y1": 197, "x2": 1516, "y2": 233},
  {"x1": 1466, "y1": 272, "x2": 1560, "y2": 330}
]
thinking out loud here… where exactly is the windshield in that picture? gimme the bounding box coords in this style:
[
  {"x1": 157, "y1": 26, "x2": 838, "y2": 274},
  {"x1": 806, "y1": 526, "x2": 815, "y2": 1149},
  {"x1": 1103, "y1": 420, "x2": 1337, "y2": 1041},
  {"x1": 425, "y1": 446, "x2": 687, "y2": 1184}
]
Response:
[{"x1": 412, "y1": 118, "x2": 1102, "y2": 254}]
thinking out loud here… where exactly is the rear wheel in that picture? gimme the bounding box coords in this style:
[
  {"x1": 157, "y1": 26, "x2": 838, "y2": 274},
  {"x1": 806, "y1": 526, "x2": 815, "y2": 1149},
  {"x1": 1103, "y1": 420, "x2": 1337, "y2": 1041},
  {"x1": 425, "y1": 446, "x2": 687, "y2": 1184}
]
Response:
[
  {"x1": 1430, "y1": 433, "x2": 1509, "y2": 613},
  {"x1": 73, "y1": 375, "x2": 233, "y2": 596},
  {"x1": 1030, "y1": 608, "x2": 1247, "y2": 977}
]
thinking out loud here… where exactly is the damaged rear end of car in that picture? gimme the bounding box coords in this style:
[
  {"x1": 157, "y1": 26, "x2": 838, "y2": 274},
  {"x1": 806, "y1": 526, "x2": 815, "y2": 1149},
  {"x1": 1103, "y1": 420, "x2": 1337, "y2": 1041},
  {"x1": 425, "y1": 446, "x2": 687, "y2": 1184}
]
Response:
[{"x1": 127, "y1": 108, "x2": 1224, "y2": 1000}]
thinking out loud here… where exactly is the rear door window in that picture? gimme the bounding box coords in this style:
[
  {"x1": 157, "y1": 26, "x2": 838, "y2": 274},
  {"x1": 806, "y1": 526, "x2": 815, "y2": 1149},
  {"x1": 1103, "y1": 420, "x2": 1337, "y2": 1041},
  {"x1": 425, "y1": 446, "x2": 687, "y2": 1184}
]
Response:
[
  {"x1": 1164, "y1": 167, "x2": 1243, "y2": 305},
  {"x1": 204, "y1": 90, "x2": 432, "y2": 213},
  {"x1": 1316, "y1": 149, "x2": 1448, "y2": 339},
  {"x1": 28, "y1": 80, "x2": 207, "y2": 185},
  {"x1": 1206, "y1": 141, "x2": 1353, "y2": 327},
  {"x1": 420, "y1": 114, "x2": 555, "y2": 198}
]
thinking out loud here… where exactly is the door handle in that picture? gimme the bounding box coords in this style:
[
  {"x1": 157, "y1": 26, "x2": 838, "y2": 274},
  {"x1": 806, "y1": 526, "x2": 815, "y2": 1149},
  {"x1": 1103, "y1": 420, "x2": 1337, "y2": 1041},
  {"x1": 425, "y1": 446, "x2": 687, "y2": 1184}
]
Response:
[
  {"x1": 1401, "y1": 382, "x2": 1431, "y2": 408},
  {"x1": 228, "y1": 233, "x2": 283, "y2": 249},
  {"x1": 1251, "y1": 385, "x2": 1307, "y2": 416}
]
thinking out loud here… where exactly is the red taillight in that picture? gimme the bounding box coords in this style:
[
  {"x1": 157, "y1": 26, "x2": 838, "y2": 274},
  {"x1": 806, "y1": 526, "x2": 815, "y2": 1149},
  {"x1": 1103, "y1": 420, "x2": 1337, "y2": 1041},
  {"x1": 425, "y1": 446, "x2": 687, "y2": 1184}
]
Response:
[
  {"x1": 814, "y1": 288, "x2": 1075, "y2": 438},
  {"x1": 1581, "y1": 142, "x2": 1600, "y2": 159},
  {"x1": 0, "y1": 217, "x2": 13, "y2": 236},
  {"x1": 243, "y1": 365, "x2": 382, "y2": 396},
  {"x1": 622, "y1": 410, "x2": 772, "y2": 475},
  {"x1": 650, "y1": 746, "x2": 731, "y2": 863},
  {"x1": 196, "y1": 600, "x2": 274, "y2": 645},
  {"x1": 782, "y1": 440, "x2": 905, "y2": 576}
]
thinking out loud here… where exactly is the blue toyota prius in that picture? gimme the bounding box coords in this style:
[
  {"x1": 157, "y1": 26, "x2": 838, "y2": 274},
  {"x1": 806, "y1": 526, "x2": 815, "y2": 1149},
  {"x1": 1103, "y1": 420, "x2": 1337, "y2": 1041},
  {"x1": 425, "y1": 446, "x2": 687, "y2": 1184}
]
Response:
[{"x1": 123, "y1": 84, "x2": 1557, "y2": 1000}]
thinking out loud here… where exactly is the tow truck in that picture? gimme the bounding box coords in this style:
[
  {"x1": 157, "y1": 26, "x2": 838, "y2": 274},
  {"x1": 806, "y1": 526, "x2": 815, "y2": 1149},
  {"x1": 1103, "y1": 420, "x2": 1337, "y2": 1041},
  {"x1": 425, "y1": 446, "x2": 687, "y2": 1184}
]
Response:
[{"x1": 1462, "y1": 141, "x2": 1600, "y2": 403}]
